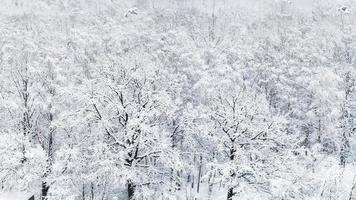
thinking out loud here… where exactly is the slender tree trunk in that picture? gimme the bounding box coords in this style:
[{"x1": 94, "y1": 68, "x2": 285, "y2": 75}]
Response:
[
  {"x1": 197, "y1": 155, "x2": 202, "y2": 193},
  {"x1": 176, "y1": 170, "x2": 181, "y2": 191},
  {"x1": 82, "y1": 184, "x2": 85, "y2": 200},
  {"x1": 101, "y1": 179, "x2": 108, "y2": 200},
  {"x1": 191, "y1": 174, "x2": 195, "y2": 189},
  {"x1": 42, "y1": 128, "x2": 53, "y2": 200},
  {"x1": 127, "y1": 180, "x2": 135, "y2": 200},
  {"x1": 208, "y1": 183, "x2": 213, "y2": 200},
  {"x1": 208, "y1": 152, "x2": 216, "y2": 200},
  {"x1": 90, "y1": 182, "x2": 94, "y2": 200},
  {"x1": 170, "y1": 168, "x2": 174, "y2": 192},
  {"x1": 227, "y1": 188, "x2": 234, "y2": 200},
  {"x1": 208, "y1": 169, "x2": 215, "y2": 200},
  {"x1": 348, "y1": 175, "x2": 356, "y2": 200},
  {"x1": 227, "y1": 148, "x2": 236, "y2": 200},
  {"x1": 41, "y1": 182, "x2": 50, "y2": 200}
]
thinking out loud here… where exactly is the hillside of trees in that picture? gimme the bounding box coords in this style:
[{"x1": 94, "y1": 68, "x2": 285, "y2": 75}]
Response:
[{"x1": 0, "y1": 0, "x2": 356, "y2": 199}]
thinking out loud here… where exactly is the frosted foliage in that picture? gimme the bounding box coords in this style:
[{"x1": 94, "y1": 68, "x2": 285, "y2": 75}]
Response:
[{"x1": 0, "y1": 0, "x2": 356, "y2": 200}]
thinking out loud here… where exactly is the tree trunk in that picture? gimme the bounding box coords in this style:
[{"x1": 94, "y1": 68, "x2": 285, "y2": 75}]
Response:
[
  {"x1": 82, "y1": 184, "x2": 85, "y2": 200},
  {"x1": 41, "y1": 182, "x2": 50, "y2": 200},
  {"x1": 227, "y1": 148, "x2": 236, "y2": 200},
  {"x1": 197, "y1": 155, "x2": 202, "y2": 193},
  {"x1": 127, "y1": 180, "x2": 135, "y2": 200},
  {"x1": 227, "y1": 187, "x2": 234, "y2": 200},
  {"x1": 90, "y1": 182, "x2": 94, "y2": 200},
  {"x1": 208, "y1": 168, "x2": 215, "y2": 200},
  {"x1": 208, "y1": 184, "x2": 213, "y2": 200},
  {"x1": 176, "y1": 170, "x2": 181, "y2": 191}
]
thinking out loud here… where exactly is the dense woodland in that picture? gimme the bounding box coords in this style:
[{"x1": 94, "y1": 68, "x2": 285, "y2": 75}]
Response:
[{"x1": 0, "y1": 0, "x2": 356, "y2": 199}]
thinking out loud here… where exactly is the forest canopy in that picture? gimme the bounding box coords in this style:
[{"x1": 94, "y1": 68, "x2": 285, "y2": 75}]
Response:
[{"x1": 0, "y1": 0, "x2": 355, "y2": 199}]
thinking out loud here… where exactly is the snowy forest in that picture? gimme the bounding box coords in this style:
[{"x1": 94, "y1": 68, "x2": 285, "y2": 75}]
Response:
[{"x1": 0, "y1": 0, "x2": 355, "y2": 199}]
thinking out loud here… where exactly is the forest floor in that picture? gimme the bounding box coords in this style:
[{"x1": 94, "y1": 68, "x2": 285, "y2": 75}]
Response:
[{"x1": 0, "y1": 191, "x2": 31, "y2": 200}]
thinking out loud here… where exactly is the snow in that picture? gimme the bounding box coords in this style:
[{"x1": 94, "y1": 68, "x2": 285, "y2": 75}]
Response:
[
  {"x1": 0, "y1": 192, "x2": 31, "y2": 200},
  {"x1": 1, "y1": 0, "x2": 356, "y2": 199}
]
